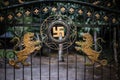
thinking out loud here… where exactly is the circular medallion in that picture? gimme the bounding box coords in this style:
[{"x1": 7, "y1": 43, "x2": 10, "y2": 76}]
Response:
[
  {"x1": 40, "y1": 15, "x2": 77, "y2": 50},
  {"x1": 48, "y1": 20, "x2": 69, "y2": 43}
]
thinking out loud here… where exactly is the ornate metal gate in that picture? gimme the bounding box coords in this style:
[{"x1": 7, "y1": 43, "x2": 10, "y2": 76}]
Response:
[{"x1": 0, "y1": 0, "x2": 120, "y2": 80}]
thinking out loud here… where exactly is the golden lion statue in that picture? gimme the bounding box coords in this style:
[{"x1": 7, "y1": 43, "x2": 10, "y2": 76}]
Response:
[
  {"x1": 9, "y1": 32, "x2": 41, "y2": 68},
  {"x1": 75, "y1": 33, "x2": 107, "y2": 66}
]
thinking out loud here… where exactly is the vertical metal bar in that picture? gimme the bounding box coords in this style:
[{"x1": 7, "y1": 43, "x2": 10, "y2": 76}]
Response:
[
  {"x1": 31, "y1": 5, "x2": 34, "y2": 80},
  {"x1": 22, "y1": 33, "x2": 25, "y2": 79},
  {"x1": 13, "y1": 6, "x2": 16, "y2": 79},
  {"x1": 118, "y1": 25, "x2": 120, "y2": 80},
  {"x1": 109, "y1": 63, "x2": 111, "y2": 80},
  {"x1": 83, "y1": 32, "x2": 86, "y2": 78},
  {"x1": 66, "y1": 48, "x2": 68, "y2": 80},
  {"x1": 13, "y1": 25, "x2": 16, "y2": 80},
  {"x1": 83, "y1": 7, "x2": 86, "y2": 80},
  {"x1": 75, "y1": 4, "x2": 78, "y2": 80},
  {"x1": 108, "y1": 24, "x2": 112, "y2": 80},
  {"x1": 93, "y1": 9, "x2": 95, "y2": 80},
  {"x1": 66, "y1": 1, "x2": 69, "y2": 80},
  {"x1": 40, "y1": 2, "x2": 43, "y2": 80},
  {"x1": 109, "y1": 24, "x2": 112, "y2": 80},
  {"x1": 94, "y1": 30, "x2": 97, "y2": 50},
  {"x1": 75, "y1": 50, "x2": 77, "y2": 80},
  {"x1": 40, "y1": 47, "x2": 42, "y2": 80},
  {"x1": 100, "y1": 27, "x2": 105, "y2": 80},
  {"x1": 4, "y1": 9, "x2": 7, "y2": 80},
  {"x1": 39, "y1": 3, "x2": 42, "y2": 80},
  {"x1": 22, "y1": 6, "x2": 25, "y2": 80},
  {"x1": 48, "y1": 2, "x2": 51, "y2": 80},
  {"x1": 113, "y1": 26, "x2": 119, "y2": 80},
  {"x1": 92, "y1": 64, "x2": 94, "y2": 80},
  {"x1": 58, "y1": 53, "x2": 59, "y2": 80},
  {"x1": 49, "y1": 48, "x2": 51, "y2": 80},
  {"x1": 31, "y1": 54, "x2": 33, "y2": 80},
  {"x1": 101, "y1": 63, "x2": 104, "y2": 80},
  {"x1": 84, "y1": 43, "x2": 86, "y2": 80},
  {"x1": 113, "y1": 27, "x2": 118, "y2": 66},
  {"x1": 101, "y1": 26, "x2": 104, "y2": 80},
  {"x1": 109, "y1": 24, "x2": 112, "y2": 49}
]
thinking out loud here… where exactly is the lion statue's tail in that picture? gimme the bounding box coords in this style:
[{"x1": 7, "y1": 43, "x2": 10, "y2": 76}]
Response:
[
  {"x1": 9, "y1": 59, "x2": 16, "y2": 66},
  {"x1": 9, "y1": 37, "x2": 21, "y2": 68},
  {"x1": 10, "y1": 37, "x2": 21, "y2": 50},
  {"x1": 95, "y1": 38, "x2": 106, "y2": 53},
  {"x1": 9, "y1": 51, "x2": 17, "y2": 66},
  {"x1": 95, "y1": 38, "x2": 107, "y2": 65},
  {"x1": 9, "y1": 59, "x2": 20, "y2": 69},
  {"x1": 100, "y1": 59, "x2": 107, "y2": 66},
  {"x1": 9, "y1": 37, "x2": 18, "y2": 62}
]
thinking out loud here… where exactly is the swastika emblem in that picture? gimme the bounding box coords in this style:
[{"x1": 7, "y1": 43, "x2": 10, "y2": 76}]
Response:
[
  {"x1": 53, "y1": 26, "x2": 64, "y2": 37},
  {"x1": 41, "y1": 15, "x2": 77, "y2": 50}
]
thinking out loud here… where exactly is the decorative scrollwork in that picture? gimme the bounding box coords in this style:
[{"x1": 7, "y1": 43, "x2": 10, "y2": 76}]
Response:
[
  {"x1": 75, "y1": 33, "x2": 107, "y2": 66},
  {"x1": 40, "y1": 15, "x2": 77, "y2": 50},
  {"x1": 18, "y1": 0, "x2": 24, "y2": 4}
]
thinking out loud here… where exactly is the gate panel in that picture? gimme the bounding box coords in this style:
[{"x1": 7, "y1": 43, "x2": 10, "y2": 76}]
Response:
[{"x1": 0, "y1": 0, "x2": 120, "y2": 80}]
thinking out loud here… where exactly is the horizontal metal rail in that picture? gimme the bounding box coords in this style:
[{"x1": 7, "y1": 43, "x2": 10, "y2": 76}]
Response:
[{"x1": 0, "y1": 0, "x2": 120, "y2": 14}]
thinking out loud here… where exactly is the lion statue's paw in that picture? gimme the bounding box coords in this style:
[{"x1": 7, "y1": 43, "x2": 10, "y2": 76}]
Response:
[{"x1": 22, "y1": 62, "x2": 31, "y2": 66}]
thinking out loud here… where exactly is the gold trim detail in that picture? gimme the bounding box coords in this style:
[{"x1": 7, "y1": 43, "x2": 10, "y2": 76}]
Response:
[
  {"x1": 18, "y1": 0, "x2": 24, "y2": 4},
  {"x1": 52, "y1": 7, "x2": 57, "y2": 12},
  {"x1": 95, "y1": 13, "x2": 100, "y2": 19},
  {"x1": 78, "y1": 9, "x2": 83, "y2": 15},
  {"x1": 93, "y1": 1, "x2": 100, "y2": 5},
  {"x1": 75, "y1": 33, "x2": 107, "y2": 66},
  {"x1": 0, "y1": 16, "x2": 4, "y2": 22},
  {"x1": 60, "y1": 7, "x2": 65, "y2": 13},
  {"x1": 34, "y1": 9, "x2": 39, "y2": 14},
  {"x1": 53, "y1": 26, "x2": 64, "y2": 37},
  {"x1": 107, "y1": 2, "x2": 111, "y2": 7},
  {"x1": 69, "y1": 8, "x2": 74, "y2": 13},
  {"x1": 112, "y1": 18, "x2": 116, "y2": 23},
  {"x1": 43, "y1": 7, "x2": 48, "y2": 13},
  {"x1": 104, "y1": 16, "x2": 108, "y2": 21},
  {"x1": 9, "y1": 32, "x2": 41, "y2": 69},
  {"x1": 87, "y1": 11, "x2": 91, "y2": 17},
  {"x1": 8, "y1": 14, "x2": 13, "y2": 20},
  {"x1": 17, "y1": 12, "x2": 22, "y2": 17},
  {"x1": 25, "y1": 10, "x2": 30, "y2": 16}
]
